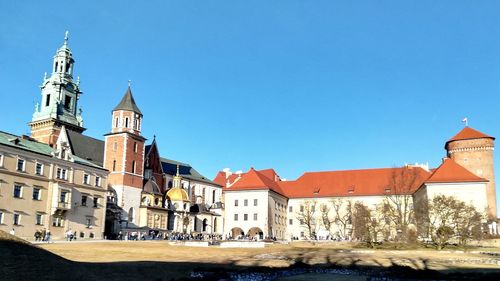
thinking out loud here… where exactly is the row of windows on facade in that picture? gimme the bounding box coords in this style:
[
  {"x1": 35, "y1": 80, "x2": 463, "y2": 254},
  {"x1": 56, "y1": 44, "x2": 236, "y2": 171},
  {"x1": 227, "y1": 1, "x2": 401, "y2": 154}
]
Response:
[
  {"x1": 112, "y1": 141, "x2": 140, "y2": 153},
  {"x1": 2, "y1": 156, "x2": 102, "y2": 187},
  {"x1": 8, "y1": 184, "x2": 100, "y2": 208},
  {"x1": 111, "y1": 159, "x2": 138, "y2": 174},
  {"x1": 0, "y1": 212, "x2": 95, "y2": 229},
  {"x1": 233, "y1": 213, "x2": 259, "y2": 221},
  {"x1": 234, "y1": 199, "x2": 258, "y2": 207},
  {"x1": 114, "y1": 116, "x2": 141, "y2": 131}
]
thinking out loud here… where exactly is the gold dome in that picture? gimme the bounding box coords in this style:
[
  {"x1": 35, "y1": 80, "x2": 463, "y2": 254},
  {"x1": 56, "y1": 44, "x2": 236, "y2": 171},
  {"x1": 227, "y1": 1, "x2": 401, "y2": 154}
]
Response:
[{"x1": 166, "y1": 187, "x2": 190, "y2": 202}]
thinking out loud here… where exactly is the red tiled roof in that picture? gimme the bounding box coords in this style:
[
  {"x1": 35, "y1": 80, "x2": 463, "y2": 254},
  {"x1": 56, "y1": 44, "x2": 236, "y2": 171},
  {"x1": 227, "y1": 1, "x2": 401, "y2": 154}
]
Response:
[
  {"x1": 446, "y1": 127, "x2": 494, "y2": 148},
  {"x1": 223, "y1": 168, "x2": 285, "y2": 196},
  {"x1": 280, "y1": 167, "x2": 431, "y2": 198},
  {"x1": 425, "y1": 158, "x2": 487, "y2": 184}
]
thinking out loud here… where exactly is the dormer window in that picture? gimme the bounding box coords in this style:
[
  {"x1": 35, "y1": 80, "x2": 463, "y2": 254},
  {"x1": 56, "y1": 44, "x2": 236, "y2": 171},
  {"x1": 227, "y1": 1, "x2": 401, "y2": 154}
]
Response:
[
  {"x1": 61, "y1": 149, "x2": 66, "y2": 159},
  {"x1": 64, "y1": 96, "x2": 71, "y2": 110},
  {"x1": 45, "y1": 94, "x2": 51, "y2": 107},
  {"x1": 385, "y1": 188, "x2": 391, "y2": 193},
  {"x1": 348, "y1": 186, "x2": 355, "y2": 194}
]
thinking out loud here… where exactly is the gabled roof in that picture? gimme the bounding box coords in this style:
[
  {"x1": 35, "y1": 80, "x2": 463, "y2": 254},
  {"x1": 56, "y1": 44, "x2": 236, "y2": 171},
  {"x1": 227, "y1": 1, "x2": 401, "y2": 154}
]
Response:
[
  {"x1": 281, "y1": 167, "x2": 430, "y2": 198},
  {"x1": 226, "y1": 168, "x2": 285, "y2": 196},
  {"x1": 160, "y1": 157, "x2": 219, "y2": 186},
  {"x1": 66, "y1": 130, "x2": 104, "y2": 166},
  {"x1": 445, "y1": 127, "x2": 494, "y2": 148},
  {"x1": 113, "y1": 86, "x2": 142, "y2": 115},
  {"x1": 425, "y1": 158, "x2": 487, "y2": 184}
]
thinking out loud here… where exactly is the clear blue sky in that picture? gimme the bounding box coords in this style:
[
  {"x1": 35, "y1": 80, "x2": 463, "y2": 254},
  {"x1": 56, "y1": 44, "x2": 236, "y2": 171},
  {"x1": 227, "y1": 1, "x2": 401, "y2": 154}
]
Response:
[{"x1": 1, "y1": 1, "x2": 499, "y2": 212}]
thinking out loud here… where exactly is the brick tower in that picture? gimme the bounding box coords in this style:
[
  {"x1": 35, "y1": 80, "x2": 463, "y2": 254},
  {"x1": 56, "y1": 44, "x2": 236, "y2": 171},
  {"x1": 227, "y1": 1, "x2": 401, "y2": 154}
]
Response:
[
  {"x1": 445, "y1": 126, "x2": 496, "y2": 218},
  {"x1": 104, "y1": 85, "x2": 145, "y2": 226},
  {"x1": 29, "y1": 31, "x2": 85, "y2": 146}
]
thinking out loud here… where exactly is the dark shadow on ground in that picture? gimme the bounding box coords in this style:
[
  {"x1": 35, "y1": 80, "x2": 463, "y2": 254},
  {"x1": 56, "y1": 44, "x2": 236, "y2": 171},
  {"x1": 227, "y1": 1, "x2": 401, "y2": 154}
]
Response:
[{"x1": 1, "y1": 239, "x2": 500, "y2": 281}]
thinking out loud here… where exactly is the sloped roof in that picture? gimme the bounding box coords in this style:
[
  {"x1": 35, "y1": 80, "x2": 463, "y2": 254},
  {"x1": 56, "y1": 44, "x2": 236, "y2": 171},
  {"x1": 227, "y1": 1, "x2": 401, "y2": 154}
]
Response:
[
  {"x1": 213, "y1": 171, "x2": 241, "y2": 187},
  {"x1": 446, "y1": 127, "x2": 494, "y2": 148},
  {"x1": 113, "y1": 86, "x2": 142, "y2": 115},
  {"x1": 143, "y1": 178, "x2": 161, "y2": 195},
  {"x1": 425, "y1": 158, "x2": 487, "y2": 184},
  {"x1": 160, "y1": 157, "x2": 219, "y2": 186},
  {"x1": 0, "y1": 131, "x2": 53, "y2": 156},
  {"x1": 226, "y1": 168, "x2": 286, "y2": 196},
  {"x1": 66, "y1": 130, "x2": 104, "y2": 166},
  {"x1": 281, "y1": 167, "x2": 430, "y2": 198}
]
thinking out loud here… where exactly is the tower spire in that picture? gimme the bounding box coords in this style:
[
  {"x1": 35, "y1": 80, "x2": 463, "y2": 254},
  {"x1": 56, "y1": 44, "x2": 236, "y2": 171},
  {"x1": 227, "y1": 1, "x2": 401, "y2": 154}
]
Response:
[{"x1": 64, "y1": 31, "x2": 69, "y2": 47}]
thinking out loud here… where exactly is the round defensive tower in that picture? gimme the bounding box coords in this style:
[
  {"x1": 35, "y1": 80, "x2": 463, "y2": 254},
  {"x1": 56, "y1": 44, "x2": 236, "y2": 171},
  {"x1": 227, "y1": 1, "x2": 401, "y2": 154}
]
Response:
[{"x1": 445, "y1": 127, "x2": 496, "y2": 218}]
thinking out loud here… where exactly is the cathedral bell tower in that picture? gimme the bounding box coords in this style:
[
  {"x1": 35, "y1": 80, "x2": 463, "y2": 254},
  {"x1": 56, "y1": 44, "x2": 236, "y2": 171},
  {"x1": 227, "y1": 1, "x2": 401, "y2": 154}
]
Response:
[
  {"x1": 29, "y1": 31, "x2": 84, "y2": 146},
  {"x1": 104, "y1": 85, "x2": 145, "y2": 225}
]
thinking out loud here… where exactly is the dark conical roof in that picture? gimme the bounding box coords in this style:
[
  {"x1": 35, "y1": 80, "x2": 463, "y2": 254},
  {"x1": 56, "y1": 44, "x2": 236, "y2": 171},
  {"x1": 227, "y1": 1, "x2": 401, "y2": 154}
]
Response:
[{"x1": 113, "y1": 87, "x2": 142, "y2": 115}]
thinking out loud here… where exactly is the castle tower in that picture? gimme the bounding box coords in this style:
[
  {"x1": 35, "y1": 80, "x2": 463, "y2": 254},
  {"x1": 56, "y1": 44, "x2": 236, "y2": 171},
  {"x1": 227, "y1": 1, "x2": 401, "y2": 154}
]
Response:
[
  {"x1": 445, "y1": 126, "x2": 496, "y2": 218},
  {"x1": 103, "y1": 85, "x2": 145, "y2": 226},
  {"x1": 29, "y1": 31, "x2": 84, "y2": 146}
]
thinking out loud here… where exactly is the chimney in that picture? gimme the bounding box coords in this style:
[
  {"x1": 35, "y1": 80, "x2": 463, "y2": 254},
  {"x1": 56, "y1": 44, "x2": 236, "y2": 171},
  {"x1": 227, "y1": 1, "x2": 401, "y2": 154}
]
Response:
[
  {"x1": 222, "y1": 168, "x2": 232, "y2": 179},
  {"x1": 442, "y1": 157, "x2": 448, "y2": 164}
]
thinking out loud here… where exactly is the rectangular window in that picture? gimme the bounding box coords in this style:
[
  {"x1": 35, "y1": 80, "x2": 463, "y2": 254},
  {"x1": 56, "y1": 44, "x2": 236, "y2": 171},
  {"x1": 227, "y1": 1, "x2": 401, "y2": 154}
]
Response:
[
  {"x1": 289, "y1": 206, "x2": 293, "y2": 212},
  {"x1": 234, "y1": 200, "x2": 238, "y2": 207},
  {"x1": 93, "y1": 197, "x2": 99, "y2": 208},
  {"x1": 234, "y1": 214, "x2": 238, "y2": 221},
  {"x1": 254, "y1": 199, "x2": 258, "y2": 206},
  {"x1": 300, "y1": 231, "x2": 305, "y2": 238},
  {"x1": 13, "y1": 213, "x2": 21, "y2": 225},
  {"x1": 53, "y1": 216, "x2": 64, "y2": 227},
  {"x1": 0, "y1": 154, "x2": 4, "y2": 167},
  {"x1": 45, "y1": 94, "x2": 50, "y2": 107},
  {"x1": 56, "y1": 168, "x2": 68, "y2": 180},
  {"x1": 253, "y1": 213, "x2": 258, "y2": 221},
  {"x1": 95, "y1": 176, "x2": 101, "y2": 187},
  {"x1": 300, "y1": 205, "x2": 304, "y2": 212},
  {"x1": 35, "y1": 163, "x2": 43, "y2": 175},
  {"x1": 86, "y1": 217, "x2": 92, "y2": 228},
  {"x1": 83, "y1": 174, "x2": 90, "y2": 185},
  {"x1": 244, "y1": 214, "x2": 248, "y2": 221},
  {"x1": 32, "y1": 187, "x2": 41, "y2": 200},
  {"x1": 0, "y1": 212, "x2": 4, "y2": 224},
  {"x1": 113, "y1": 141, "x2": 118, "y2": 151},
  {"x1": 244, "y1": 199, "x2": 248, "y2": 206},
  {"x1": 134, "y1": 142, "x2": 138, "y2": 153},
  {"x1": 13, "y1": 184, "x2": 22, "y2": 198},
  {"x1": 131, "y1": 160, "x2": 136, "y2": 173},
  {"x1": 289, "y1": 219, "x2": 293, "y2": 225},
  {"x1": 17, "y1": 159, "x2": 25, "y2": 172},
  {"x1": 81, "y1": 195, "x2": 87, "y2": 206},
  {"x1": 60, "y1": 191, "x2": 68, "y2": 203},
  {"x1": 35, "y1": 213, "x2": 43, "y2": 225},
  {"x1": 300, "y1": 219, "x2": 304, "y2": 225}
]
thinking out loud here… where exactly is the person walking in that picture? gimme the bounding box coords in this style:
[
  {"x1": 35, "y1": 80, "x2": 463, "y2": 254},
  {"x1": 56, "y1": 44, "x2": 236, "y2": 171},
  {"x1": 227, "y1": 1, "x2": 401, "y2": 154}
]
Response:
[{"x1": 45, "y1": 230, "x2": 51, "y2": 243}]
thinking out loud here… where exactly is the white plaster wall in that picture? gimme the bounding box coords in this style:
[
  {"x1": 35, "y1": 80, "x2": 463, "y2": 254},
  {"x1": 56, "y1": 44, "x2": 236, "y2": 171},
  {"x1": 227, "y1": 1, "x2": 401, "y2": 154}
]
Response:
[
  {"x1": 223, "y1": 190, "x2": 269, "y2": 238},
  {"x1": 423, "y1": 182, "x2": 488, "y2": 213},
  {"x1": 286, "y1": 195, "x2": 387, "y2": 240},
  {"x1": 112, "y1": 185, "x2": 142, "y2": 226}
]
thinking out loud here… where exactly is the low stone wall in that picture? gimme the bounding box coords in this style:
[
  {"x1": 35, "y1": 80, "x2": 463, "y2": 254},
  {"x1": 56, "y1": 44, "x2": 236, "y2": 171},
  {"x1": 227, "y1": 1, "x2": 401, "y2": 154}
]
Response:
[
  {"x1": 169, "y1": 241, "x2": 210, "y2": 247},
  {"x1": 220, "y1": 241, "x2": 266, "y2": 248}
]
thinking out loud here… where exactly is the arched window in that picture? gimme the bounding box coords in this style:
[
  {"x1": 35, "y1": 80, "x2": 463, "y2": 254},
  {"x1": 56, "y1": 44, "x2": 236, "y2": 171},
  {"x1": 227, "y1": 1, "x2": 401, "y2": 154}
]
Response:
[
  {"x1": 128, "y1": 207, "x2": 135, "y2": 223},
  {"x1": 213, "y1": 218, "x2": 217, "y2": 233},
  {"x1": 202, "y1": 219, "x2": 208, "y2": 232},
  {"x1": 125, "y1": 117, "x2": 129, "y2": 128},
  {"x1": 114, "y1": 117, "x2": 119, "y2": 128},
  {"x1": 168, "y1": 181, "x2": 173, "y2": 188},
  {"x1": 212, "y1": 190, "x2": 216, "y2": 204},
  {"x1": 154, "y1": 197, "x2": 159, "y2": 206},
  {"x1": 55, "y1": 62, "x2": 58, "y2": 72},
  {"x1": 112, "y1": 160, "x2": 116, "y2": 171},
  {"x1": 131, "y1": 160, "x2": 136, "y2": 173}
]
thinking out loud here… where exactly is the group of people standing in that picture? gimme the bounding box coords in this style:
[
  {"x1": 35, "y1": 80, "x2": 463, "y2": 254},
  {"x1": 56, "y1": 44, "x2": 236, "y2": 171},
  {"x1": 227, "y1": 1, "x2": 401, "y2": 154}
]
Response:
[{"x1": 34, "y1": 229, "x2": 52, "y2": 242}]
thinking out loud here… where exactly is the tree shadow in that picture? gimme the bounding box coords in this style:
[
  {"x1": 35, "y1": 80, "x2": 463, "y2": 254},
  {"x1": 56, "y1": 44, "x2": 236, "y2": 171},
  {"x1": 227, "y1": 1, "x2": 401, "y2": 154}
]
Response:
[{"x1": 1, "y1": 239, "x2": 500, "y2": 281}]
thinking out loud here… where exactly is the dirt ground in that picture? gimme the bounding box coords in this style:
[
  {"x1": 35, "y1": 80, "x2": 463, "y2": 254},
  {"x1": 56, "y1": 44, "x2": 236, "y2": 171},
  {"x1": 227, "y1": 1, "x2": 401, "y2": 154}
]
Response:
[{"x1": 39, "y1": 240, "x2": 500, "y2": 271}]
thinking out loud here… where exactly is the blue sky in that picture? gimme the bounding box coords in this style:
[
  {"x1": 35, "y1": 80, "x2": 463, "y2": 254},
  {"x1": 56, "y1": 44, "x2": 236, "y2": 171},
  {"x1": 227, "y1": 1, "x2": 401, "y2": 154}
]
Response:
[{"x1": 1, "y1": 1, "x2": 499, "y2": 210}]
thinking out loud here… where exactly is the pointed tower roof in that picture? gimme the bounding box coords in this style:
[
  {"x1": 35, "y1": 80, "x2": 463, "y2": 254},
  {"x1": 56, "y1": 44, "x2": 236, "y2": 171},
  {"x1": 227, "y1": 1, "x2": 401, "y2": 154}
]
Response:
[
  {"x1": 445, "y1": 127, "x2": 494, "y2": 148},
  {"x1": 425, "y1": 158, "x2": 487, "y2": 183},
  {"x1": 113, "y1": 86, "x2": 142, "y2": 115}
]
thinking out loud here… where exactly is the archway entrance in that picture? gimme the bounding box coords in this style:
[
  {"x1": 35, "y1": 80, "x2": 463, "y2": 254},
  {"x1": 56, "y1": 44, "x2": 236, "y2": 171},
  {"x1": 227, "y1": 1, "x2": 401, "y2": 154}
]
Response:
[
  {"x1": 230, "y1": 227, "x2": 244, "y2": 238},
  {"x1": 202, "y1": 219, "x2": 208, "y2": 232},
  {"x1": 248, "y1": 227, "x2": 264, "y2": 240}
]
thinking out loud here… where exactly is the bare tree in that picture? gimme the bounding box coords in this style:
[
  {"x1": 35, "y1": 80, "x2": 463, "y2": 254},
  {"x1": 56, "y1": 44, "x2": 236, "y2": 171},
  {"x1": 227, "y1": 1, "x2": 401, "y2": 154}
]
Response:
[
  {"x1": 320, "y1": 203, "x2": 334, "y2": 237},
  {"x1": 352, "y1": 201, "x2": 383, "y2": 248},
  {"x1": 383, "y1": 166, "x2": 421, "y2": 242},
  {"x1": 296, "y1": 200, "x2": 318, "y2": 239},
  {"x1": 331, "y1": 198, "x2": 352, "y2": 239},
  {"x1": 425, "y1": 195, "x2": 484, "y2": 250}
]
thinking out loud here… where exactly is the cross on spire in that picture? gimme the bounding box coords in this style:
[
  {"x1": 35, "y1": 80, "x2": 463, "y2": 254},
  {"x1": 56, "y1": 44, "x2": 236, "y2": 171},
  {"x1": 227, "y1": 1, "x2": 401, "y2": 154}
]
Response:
[{"x1": 64, "y1": 31, "x2": 69, "y2": 46}]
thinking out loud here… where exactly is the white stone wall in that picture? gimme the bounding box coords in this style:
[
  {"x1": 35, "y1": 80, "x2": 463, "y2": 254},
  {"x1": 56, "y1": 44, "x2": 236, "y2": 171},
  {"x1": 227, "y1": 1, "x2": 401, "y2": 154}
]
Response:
[
  {"x1": 268, "y1": 192, "x2": 288, "y2": 239},
  {"x1": 112, "y1": 185, "x2": 142, "y2": 227}
]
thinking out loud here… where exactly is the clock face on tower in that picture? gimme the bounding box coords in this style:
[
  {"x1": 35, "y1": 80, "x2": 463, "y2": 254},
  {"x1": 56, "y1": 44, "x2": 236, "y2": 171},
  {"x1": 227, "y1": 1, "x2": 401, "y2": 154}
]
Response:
[{"x1": 65, "y1": 83, "x2": 74, "y2": 91}]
